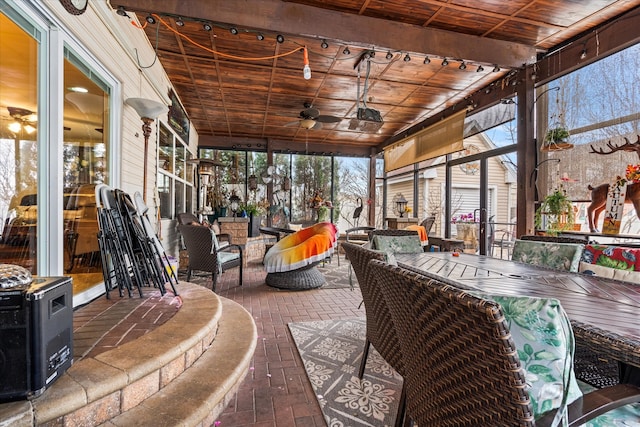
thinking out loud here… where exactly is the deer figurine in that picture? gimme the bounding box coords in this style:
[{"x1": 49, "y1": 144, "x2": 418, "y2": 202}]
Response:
[{"x1": 587, "y1": 135, "x2": 640, "y2": 232}]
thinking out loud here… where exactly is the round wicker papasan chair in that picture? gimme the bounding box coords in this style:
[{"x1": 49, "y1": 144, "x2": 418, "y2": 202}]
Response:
[{"x1": 263, "y1": 222, "x2": 338, "y2": 290}]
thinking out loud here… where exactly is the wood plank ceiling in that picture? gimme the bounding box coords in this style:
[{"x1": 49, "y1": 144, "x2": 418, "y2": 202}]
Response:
[{"x1": 113, "y1": 0, "x2": 640, "y2": 156}]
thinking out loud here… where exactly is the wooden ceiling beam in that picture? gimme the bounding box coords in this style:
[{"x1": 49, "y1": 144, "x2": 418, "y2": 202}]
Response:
[{"x1": 114, "y1": 0, "x2": 538, "y2": 68}]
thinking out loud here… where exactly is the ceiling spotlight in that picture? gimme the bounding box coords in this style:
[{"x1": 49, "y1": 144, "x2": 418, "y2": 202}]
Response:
[
  {"x1": 175, "y1": 17, "x2": 184, "y2": 27},
  {"x1": 386, "y1": 51, "x2": 393, "y2": 60},
  {"x1": 276, "y1": 34, "x2": 285, "y2": 43},
  {"x1": 403, "y1": 53, "x2": 411, "y2": 62},
  {"x1": 423, "y1": 56, "x2": 430, "y2": 64},
  {"x1": 230, "y1": 27, "x2": 238, "y2": 35},
  {"x1": 493, "y1": 64, "x2": 500, "y2": 72},
  {"x1": 145, "y1": 15, "x2": 156, "y2": 24},
  {"x1": 441, "y1": 58, "x2": 449, "y2": 66},
  {"x1": 116, "y1": 6, "x2": 130, "y2": 18},
  {"x1": 477, "y1": 65, "x2": 484, "y2": 72},
  {"x1": 321, "y1": 39, "x2": 329, "y2": 49},
  {"x1": 203, "y1": 23, "x2": 212, "y2": 31},
  {"x1": 459, "y1": 62, "x2": 466, "y2": 70},
  {"x1": 343, "y1": 47, "x2": 350, "y2": 55},
  {"x1": 580, "y1": 49, "x2": 587, "y2": 59},
  {"x1": 256, "y1": 33, "x2": 264, "y2": 41}
]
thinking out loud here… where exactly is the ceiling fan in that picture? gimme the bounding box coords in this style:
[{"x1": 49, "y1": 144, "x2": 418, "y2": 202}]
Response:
[{"x1": 285, "y1": 102, "x2": 342, "y2": 130}]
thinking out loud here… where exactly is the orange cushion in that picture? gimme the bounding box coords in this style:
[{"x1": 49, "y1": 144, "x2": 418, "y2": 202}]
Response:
[
  {"x1": 405, "y1": 224, "x2": 428, "y2": 245},
  {"x1": 264, "y1": 222, "x2": 338, "y2": 273}
]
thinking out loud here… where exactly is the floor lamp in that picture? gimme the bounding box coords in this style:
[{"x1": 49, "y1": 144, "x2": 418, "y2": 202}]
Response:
[{"x1": 125, "y1": 97, "x2": 166, "y2": 201}]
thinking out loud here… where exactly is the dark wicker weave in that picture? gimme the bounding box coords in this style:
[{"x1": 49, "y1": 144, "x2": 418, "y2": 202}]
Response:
[
  {"x1": 264, "y1": 262, "x2": 325, "y2": 290},
  {"x1": 368, "y1": 259, "x2": 640, "y2": 427},
  {"x1": 342, "y1": 242, "x2": 407, "y2": 427},
  {"x1": 368, "y1": 228, "x2": 419, "y2": 241},
  {"x1": 177, "y1": 224, "x2": 243, "y2": 292},
  {"x1": 177, "y1": 212, "x2": 200, "y2": 225},
  {"x1": 341, "y1": 243, "x2": 402, "y2": 377},
  {"x1": 520, "y1": 234, "x2": 589, "y2": 245}
]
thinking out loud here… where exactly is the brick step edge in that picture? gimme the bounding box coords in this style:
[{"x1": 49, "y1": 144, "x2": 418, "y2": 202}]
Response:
[
  {"x1": 102, "y1": 297, "x2": 257, "y2": 426},
  {"x1": 0, "y1": 282, "x2": 223, "y2": 427}
]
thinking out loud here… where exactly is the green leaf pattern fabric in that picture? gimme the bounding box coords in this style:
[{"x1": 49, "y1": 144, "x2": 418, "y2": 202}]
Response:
[
  {"x1": 481, "y1": 294, "x2": 640, "y2": 426},
  {"x1": 511, "y1": 240, "x2": 584, "y2": 272},
  {"x1": 372, "y1": 235, "x2": 423, "y2": 254}
]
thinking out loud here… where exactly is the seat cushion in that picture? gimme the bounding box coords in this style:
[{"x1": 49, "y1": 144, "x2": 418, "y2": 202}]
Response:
[
  {"x1": 219, "y1": 251, "x2": 240, "y2": 265},
  {"x1": 263, "y1": 222, "x2": 338, "y2": 273},
  {"x1": 372, "y1": 234, "x2": 423, "y2": 254},
  {"x1": 511, "y1": 240, "x2": 584, "y2": 272},
  {"x1": 582, "y1": 244, "x2": 640, "y2": 271},
  {"x1": 578, "y1": 382, "x2": 640, "y2": 426},
  {"x1": 405, "y1": 224, "x2": 429, "y2": 246},
  {"x1": 475, "y1": 294, "x2": 582, "y2": 420}
]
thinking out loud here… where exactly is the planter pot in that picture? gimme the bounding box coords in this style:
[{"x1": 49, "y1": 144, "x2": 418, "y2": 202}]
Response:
[{"x1": 248, "y1": 214, "x2": 262, "y2": 237}]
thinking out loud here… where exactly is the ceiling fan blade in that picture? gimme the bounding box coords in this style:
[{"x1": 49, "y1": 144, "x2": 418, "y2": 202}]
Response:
[
  {"x1": 300, "y1": 107, "x2": 320, "y2": 119},
  {"x1": 316, "y1": 115, "x2": 342, "y2": 123},
  {"x1": 311, "y1": 121, "x2": 323, "y2": 130},
  {"x1": 284, "y1": 120, "x2": 301, "y2": 127}
]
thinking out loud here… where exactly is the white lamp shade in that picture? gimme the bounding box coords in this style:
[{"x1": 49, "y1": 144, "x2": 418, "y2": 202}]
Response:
[{"x1": 125, "y1": 97, "x2": 166, "y2": 119}]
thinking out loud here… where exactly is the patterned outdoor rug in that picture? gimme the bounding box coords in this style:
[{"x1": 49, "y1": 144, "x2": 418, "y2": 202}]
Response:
[
  {"x1": 288, "y1": 318, "x2": 403, "y2": 427},
  {"x1": 317, "y1": 259, "x2": 358, "y2": 289}
]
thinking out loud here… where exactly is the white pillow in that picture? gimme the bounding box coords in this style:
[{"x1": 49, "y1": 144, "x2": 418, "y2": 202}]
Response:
[{"x1": 578, "y1": 261, "x2": 615, "y2": 279}]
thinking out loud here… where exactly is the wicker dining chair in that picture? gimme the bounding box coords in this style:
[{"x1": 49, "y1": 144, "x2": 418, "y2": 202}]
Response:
[
  {"x1": 368, "y1": 228, "x2": 419, "y2": 240},
  {"x1": 178, "y1": 224, "x2": 243, "y2": 292},
  {"x1": 341, "y1": 242, "x2": 408, "y2": 427},
  {"x1": 367, "y1": 259, "x2": 640, "y2": 426}
]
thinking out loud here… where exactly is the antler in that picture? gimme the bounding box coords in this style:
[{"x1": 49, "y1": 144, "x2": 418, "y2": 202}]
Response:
[{"x1": 590, "y1": 135, "x2": 640, "y2": 159}]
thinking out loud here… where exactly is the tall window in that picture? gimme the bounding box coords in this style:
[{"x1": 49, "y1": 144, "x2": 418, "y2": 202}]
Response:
[
  {"x1": 0, "y1": 13, "x2": 39, "y2": 271},
  {"x1": 158, "y1": 123, "x2": 193, "y2": 219}
]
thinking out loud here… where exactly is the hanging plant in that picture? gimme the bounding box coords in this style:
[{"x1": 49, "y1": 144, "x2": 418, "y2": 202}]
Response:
[{"x1": 541, "y1": 126, "x2": 573, "y2": 151}]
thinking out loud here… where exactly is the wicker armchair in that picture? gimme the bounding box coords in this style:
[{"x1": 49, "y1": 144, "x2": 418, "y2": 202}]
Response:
[
  {"x1": 368, "y1": 259, "x2": 640, "y2": 426},
  {"x1": 338, "y1": 226, "x2": 375, "y2": 265},
  {"x1": 368, "y1": 228, "x2": 419, "y2": 240},
  {"x1": 341, "y1": 242, "x2": 407, "y2": 427},
  {"x1": 177, "y1": 224, "x2": 243, "y2": 292}
]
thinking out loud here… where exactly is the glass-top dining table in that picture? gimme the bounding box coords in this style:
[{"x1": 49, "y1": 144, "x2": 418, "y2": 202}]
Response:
[{"x1": 394, "y1": 251, "x2": 640, "y2": 385}]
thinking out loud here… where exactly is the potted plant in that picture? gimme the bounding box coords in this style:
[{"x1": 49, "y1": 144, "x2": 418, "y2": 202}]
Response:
[
  {"x1": 535, "y1": 188, "x2": 575, "y2": 234},
  {"x1": 541, "y1": 126, "x2": 572, "y2": 151}
]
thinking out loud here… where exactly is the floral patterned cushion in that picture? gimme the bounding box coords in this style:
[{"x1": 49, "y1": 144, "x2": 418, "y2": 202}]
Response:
[
  {"x1": 578, "y1": 382, "x2": 640, "y2": 426},
  {"x1": 511, "y1": 240, "x2": 584, "y2": 272},
  {"x1": 372, "y1": 235, "x2": 423, "y2": 254},
  {"x1": 582, "y1": 244, "x2": 640, "y2": 271},
  {"x1": 480, "y1": 294, "x2": 640, "y2": 425},
  {"x1": 475, "y1": 294, "x2": 582, "y2": 421}
]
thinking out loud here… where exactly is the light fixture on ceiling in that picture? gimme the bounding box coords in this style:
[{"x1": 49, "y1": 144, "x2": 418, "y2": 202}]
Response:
[
  {"x1": 256, "y1": 33, "x2": 264, "y2": 41},
  {"x1": 386, "y1": 51, "x2": 393, "y2": 60},
  {"x1": 580, "y1": 49, "x2": 587, "y2": 59},
  {"x1": 276, "y1": 34, "x2": 285, "y2": 43},
  {"x1": 404, "y1": 53, "x2": 411, "y2": 62},
  {"x1": 459, "y1": 61, "x2": 466, "y2": 70},
  {"x1": 320, "y1": 39, "x2": 329, "y2": 49},
  {"x1": 477, "y1": 65, "x2": 484, "y2": 72},
  {"x1": 441, "y1": 58, "x2": 449, "y2": 66},
  {"x1": 493, "y1": 64, "x2": 500, "y2": 72},
  {"x1": 7, "y1": 107, "x2": 37, "y2": 135},
  {"x1": 302, "y1": 47, "x2": 311, "y2": 80},
  {"x1": 68, "y1": 86, "x2": 88, "y2": 93},
  {"x1": 423, "y1": 56, "x2": 430, "y2": 64},
  {"x1": 115, "y1": 6, "x2": 129, "y2": 18},
  {"x1": 203, "y1": 23, "x2": 212, "y2": 31},
  {"x1": 145, "y1": 15, "x2": 155, "y2": 24},
  {"x1": 125, "y1": 98, "x2": 166, "y2": 201},
  {"x1": 343, "y1": 46, "x2": 350, "y2": 55},
  {"x1": 229, "y1": 27, "x2": 238, "y2": 35},
  {"x1": 300, "y1": 118, "x2": 316, "y2": 129},
  {"x1": 175, "y1": 17, "x2": 184, "y2": 27}
]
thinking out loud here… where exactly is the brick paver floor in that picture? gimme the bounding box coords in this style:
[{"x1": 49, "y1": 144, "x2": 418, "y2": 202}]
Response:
[{"x1": 213, "y1": 259, "x2": 364, "y2": 427}]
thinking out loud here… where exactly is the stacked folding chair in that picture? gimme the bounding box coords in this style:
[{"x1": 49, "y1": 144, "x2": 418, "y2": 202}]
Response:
[{"x1": 95, "y1": 185, "x2": 178, "y2": 298}]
